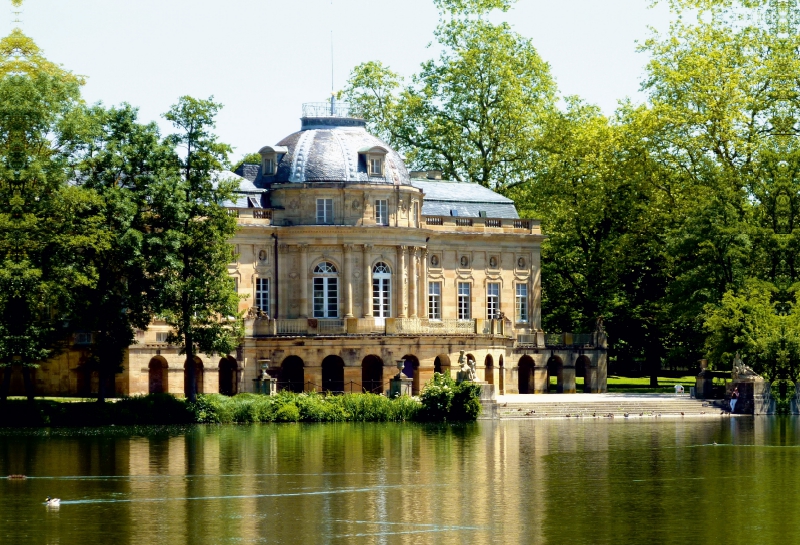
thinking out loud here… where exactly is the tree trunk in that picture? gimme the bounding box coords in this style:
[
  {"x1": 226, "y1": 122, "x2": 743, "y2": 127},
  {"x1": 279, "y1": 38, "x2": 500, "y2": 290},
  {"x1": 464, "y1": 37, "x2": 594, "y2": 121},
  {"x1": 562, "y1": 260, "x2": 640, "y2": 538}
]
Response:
[
  {"x1": 22, "y1": 366, "x2": 34, "y2": 402},
  {"x1": 0, "y1": 366, "x2": 11, "y2": 402},
  {"x1": 185, "y1": 330, "x2": 196, "y2": 402},
  {"x1": 647, "y1": 347, "x2": 660, "y2": 388}
]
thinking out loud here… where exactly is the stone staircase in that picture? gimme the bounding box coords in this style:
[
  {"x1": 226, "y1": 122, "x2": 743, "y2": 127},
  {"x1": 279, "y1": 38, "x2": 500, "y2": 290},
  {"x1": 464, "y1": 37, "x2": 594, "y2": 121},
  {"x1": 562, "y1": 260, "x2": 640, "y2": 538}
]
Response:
[{"x1": 496, "y1": 396, "x2": 726, "y2": 419}]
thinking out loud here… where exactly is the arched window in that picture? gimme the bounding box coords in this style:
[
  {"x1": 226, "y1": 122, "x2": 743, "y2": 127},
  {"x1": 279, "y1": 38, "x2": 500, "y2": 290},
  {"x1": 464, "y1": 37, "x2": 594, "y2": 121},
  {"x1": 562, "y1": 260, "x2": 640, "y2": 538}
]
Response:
[
  {"x1": 372, "y1": 262, "x2": 391, "y2": 318},
  {"x1": 313, "y1": 262, "x2": 338, "y2": 318}
]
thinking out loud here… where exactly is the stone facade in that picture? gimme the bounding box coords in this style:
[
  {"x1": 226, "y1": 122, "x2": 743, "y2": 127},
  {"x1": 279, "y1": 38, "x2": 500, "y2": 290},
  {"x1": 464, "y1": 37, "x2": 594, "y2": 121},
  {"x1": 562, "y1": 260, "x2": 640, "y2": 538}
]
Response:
[{"x1": 11, "y1": 103, "x2": 607, "y2": 398}]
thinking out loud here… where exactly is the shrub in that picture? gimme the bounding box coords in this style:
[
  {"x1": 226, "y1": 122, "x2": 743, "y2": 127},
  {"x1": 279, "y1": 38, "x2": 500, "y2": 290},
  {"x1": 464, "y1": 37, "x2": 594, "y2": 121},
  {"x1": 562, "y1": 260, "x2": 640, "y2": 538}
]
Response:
[{"x1": 417, "y1": 373, "x2": 482, "y2": 422}]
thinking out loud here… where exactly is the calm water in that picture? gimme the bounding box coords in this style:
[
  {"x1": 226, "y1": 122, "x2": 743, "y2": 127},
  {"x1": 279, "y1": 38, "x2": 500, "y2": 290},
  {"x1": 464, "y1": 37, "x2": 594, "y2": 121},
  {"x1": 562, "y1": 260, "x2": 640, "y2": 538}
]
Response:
[{"x1": 0, "y1": 418, "x2": 796, "y2": 544}]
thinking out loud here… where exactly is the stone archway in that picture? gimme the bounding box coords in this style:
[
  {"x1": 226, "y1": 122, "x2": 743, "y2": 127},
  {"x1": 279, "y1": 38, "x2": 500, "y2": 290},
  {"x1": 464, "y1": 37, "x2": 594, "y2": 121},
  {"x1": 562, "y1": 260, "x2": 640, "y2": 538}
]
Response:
[
  {"x1": 433, "y1": 354, "x2": 451, "y2": 376},
  {"x1": 401, "y1": 354, "x2": 420, "y2": 395},
  {"x1": 518, "y1": 355, "x2": 535, "y2": 394},
  {"x1": 547, "y1": 355, "x2": 565, "y2": 393},
  {"x1": 184, "y1": 357, "x2": 204, "y2": 396},
  {"x1": 322, "y1": 355, "x2": 345, "y2": 393},
  {"x1": 498, "y1": 355, "x2": 505, "y2": 394},
  {"x1": 484, "y1": 355, "x2": 494, "y2": 385},
  {"x1": 279, "y1": 356, "x2": 305, "y2": 393},
  {"x1": 361, "y1": 355, "x2": 384, "y2": 394},
  {"x1": 218, "y1": 356, "x2": 238, "y2": 396},
  {"x1": 148, "y1": 356, "x2": 169, "y2": 394},
  {"x1": 576, "y1": 355, "x2": 592, "y2": 393}
]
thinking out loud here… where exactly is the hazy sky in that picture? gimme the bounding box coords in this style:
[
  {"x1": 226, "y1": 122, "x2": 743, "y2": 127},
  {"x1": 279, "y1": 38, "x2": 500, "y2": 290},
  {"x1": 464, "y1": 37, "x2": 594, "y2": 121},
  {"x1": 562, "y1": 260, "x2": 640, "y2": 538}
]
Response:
[{"x1": 17, "y1": 0, "x2": 675, "y2": 161}]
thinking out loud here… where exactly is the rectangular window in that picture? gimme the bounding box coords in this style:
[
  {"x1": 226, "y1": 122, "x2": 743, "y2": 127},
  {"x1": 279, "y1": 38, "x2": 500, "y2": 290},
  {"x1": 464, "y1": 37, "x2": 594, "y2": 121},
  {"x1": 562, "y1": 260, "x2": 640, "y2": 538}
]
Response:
[
  {"x1": 313, "y1": 277, "x2": 338, "y2": 318},
  {"x1": 487, "y1": 282, "x2": 500, "y2": 319},
  {"x1": 256, "y1": 278, "x2": 270, "y2": 315},
  {"x1": 155, "y1": 332, "x2": 169, "y2": 343},
  {"x1": 370, "y1": 157, "x2": 383, "y2": 176},
  {"x1": 316, "y1": 198, "x2": 333, "y2": 224},
  {"x1": 375, "y1": 199, "x2": 388, "y2": 225},
  {"x1": 516, "y1": 283, "x2": 529, "y2": 323},
  {"x1": 428, "y1": 282, "x2": 441, "y2": 320},
  {"x1": 263, "y1": 157, "x2": 275, "y2": 175},
  {"x1": 458, "y1": 282, "x2": 471, "y2": 320}
]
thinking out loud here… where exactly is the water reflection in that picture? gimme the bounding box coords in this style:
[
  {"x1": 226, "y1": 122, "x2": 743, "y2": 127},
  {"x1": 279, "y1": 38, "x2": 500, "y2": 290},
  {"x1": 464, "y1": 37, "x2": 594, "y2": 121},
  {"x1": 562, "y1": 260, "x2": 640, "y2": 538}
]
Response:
[{"x1": 0, "y1": 418, "x2": 797, "y2": 544}]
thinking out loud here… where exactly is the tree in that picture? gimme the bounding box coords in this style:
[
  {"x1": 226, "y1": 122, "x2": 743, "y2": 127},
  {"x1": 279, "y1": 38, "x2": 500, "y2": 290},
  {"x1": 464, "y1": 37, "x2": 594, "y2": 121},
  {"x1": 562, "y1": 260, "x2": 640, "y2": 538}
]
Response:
[
  {"x1": 147, "y1": 96, "x2": 243, "y2": 402},
  {"x1": 70, "y1": 104, "x2": 169, "y2": 402},
  {"x1": 343, "y1": 3, "x2": 556, "y2": 190},
  {"x1": 0, "y1": 28, "x2": 109, "y2": 401}
]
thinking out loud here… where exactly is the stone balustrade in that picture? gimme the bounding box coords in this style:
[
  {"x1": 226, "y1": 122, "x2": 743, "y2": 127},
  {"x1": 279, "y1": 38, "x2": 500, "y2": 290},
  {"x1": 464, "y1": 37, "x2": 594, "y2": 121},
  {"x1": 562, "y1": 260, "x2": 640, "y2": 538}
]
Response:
[{"x1": 246, "y1": 317, "x2": 512, "y2": 338}]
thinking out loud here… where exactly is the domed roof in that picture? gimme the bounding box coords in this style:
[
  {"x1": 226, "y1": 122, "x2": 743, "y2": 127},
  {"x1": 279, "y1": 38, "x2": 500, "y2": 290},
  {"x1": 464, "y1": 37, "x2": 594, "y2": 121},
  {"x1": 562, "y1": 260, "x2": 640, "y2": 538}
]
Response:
[{"x1": 266, "y1": 107, "x2": 411, "y2": 186}]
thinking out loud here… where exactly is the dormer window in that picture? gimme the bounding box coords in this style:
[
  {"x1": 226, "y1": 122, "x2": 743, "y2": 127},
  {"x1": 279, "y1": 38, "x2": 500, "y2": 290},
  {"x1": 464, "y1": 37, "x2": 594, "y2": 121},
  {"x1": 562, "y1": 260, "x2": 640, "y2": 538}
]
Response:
[
  {"x1": 258, "y1": 145, "x2": 288, "y2": 177},
  {"x1": 359, "y1": 146, "x2": 389, "y2": 177},
  {"x1": 369, "y1": 157, "x2": 383, "y2": 176},
  {"x1": 263, "y1": 156, "x2": 275, "y2": 176}
]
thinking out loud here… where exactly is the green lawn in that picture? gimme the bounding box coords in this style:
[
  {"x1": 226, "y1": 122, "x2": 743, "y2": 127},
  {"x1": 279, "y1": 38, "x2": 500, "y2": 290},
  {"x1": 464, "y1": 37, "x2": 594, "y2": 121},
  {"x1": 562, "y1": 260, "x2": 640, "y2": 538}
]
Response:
[{"x1": 554, "y1": 375, "x2": 697, "y2": 394}]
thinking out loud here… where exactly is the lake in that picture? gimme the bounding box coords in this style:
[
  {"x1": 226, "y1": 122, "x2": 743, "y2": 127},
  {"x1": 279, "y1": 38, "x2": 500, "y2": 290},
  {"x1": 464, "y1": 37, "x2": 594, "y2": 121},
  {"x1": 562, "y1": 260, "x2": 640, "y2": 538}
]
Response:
[{"x1": 0, "y1": 418, "x2": 795, "y2": 544}]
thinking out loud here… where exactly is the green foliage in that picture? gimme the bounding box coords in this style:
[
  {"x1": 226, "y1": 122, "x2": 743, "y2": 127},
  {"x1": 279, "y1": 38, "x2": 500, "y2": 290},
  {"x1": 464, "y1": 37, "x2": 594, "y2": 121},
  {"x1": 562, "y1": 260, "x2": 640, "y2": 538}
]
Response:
[
  {"x1": 418, "y1": 373, "x2": 482, "y2": 421},
  {"x1": 230, "y1": 152, "x2": 262, "y2": 172},
  {"x1": 343, "y1": 16, "x2": 555, "y2": 190}
]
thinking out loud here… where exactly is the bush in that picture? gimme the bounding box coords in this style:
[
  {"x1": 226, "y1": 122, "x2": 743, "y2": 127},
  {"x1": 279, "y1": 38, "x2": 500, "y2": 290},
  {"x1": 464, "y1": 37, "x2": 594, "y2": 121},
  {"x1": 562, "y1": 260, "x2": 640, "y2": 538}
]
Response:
[{"x1": 417, "y1": 373, "x2": 482, "y2": 422}]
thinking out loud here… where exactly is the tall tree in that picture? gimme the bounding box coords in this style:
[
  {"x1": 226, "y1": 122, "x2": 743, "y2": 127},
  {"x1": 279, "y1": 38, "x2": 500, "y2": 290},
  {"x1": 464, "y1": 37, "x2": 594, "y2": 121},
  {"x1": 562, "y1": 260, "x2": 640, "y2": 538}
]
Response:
[
  {"x1": 343, "y1": 0, "x2": 555, "y2": 190},
  {"x1": 147, "y1": 96, "x2": 243, "y2": 402}
]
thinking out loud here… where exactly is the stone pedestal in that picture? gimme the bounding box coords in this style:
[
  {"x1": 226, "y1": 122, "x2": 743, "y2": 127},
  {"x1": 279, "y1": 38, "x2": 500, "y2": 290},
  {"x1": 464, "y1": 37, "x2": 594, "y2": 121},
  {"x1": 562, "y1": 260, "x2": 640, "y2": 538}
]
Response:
[
  {"x1": 731, "y1": 377, "x2": 773, "y2": 415},
  {"x1": 253, "y1": 377, "x2": 277, "y2": 395},
  {"x1": 476, "y1": 381, "x2": 497, "y2": 419},
  {"x1": 389, "y1": 376, "x2": 413, "y2": 398}
]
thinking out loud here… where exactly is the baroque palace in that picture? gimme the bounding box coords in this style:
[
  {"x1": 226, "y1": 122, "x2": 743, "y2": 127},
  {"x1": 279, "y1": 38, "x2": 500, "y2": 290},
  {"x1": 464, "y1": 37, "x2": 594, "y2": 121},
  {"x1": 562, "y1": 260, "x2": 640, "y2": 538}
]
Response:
[{"x1": 24, "y1": 103, "x2": 607, "y2": 397}]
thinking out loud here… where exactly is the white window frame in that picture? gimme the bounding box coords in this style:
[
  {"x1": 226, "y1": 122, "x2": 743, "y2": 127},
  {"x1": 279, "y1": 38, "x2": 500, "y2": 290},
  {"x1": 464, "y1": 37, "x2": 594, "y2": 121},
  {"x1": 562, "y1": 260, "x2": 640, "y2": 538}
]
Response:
[
  {"x1": 313, "y1": 262, "x2": 338, "y2": 318},
  {"x1": 369, "y1": 156, "x2": 383, "y2": 176},
  {"x1": 428, "y1": 281, "x2": 442, "y2": 320},
  {"x1": 372, "y1": 262, "x2": 392, "y2": 318},
  {"x1": 487, "y1": 282, "x2": 500, "y2": 319},
  {"x1": 316, "y1": 198, "x2": 334, "y2": 225},
  {"x1": 375, "y1": 199, "x2": 388, "y2": 225},
  {"x1": 263, "y1": 156, "x2": 275, "y2": 175},
  {"x1": 256, "y1": 278, "x2": 270, "y2": 315},
  {"x1": 457, "y1": 282, "x2": 471, "y2": 320},
  {"x1": 516, "y1": 283, "x2": 529, "y2": 323}
]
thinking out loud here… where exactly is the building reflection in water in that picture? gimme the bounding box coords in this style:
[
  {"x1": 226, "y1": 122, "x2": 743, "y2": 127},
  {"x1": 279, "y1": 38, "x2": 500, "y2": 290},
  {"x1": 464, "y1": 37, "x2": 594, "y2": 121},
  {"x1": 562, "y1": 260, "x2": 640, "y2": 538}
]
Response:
[{"x1": 0, "y1": 418, "x2": 795, "y2": 544}]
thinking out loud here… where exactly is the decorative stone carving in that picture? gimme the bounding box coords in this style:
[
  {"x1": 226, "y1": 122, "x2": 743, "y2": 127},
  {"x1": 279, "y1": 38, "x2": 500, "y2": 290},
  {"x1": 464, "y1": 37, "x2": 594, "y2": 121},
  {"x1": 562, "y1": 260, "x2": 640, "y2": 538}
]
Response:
[
  {"x1": 517, "y1": 257, "x2": 526, "y2": 268},
  {"x1": 352, "y1": 199, "x2": 361, "y2": 210},
  {"x1": 430, "y1": 255, "x2": 439, "y2": 267},
  {"x1": 489, "y1": 256, "x2": 498, "y2": 268},
  {"x1": 460, "y1": 255, "x2": 469, "y2": 268},
  {"x1": 258, "y1": 249, "x2": 268, "y2": 262},
  {"x1": 288, "y1": 199, "x2": 300, "y2": 210}
]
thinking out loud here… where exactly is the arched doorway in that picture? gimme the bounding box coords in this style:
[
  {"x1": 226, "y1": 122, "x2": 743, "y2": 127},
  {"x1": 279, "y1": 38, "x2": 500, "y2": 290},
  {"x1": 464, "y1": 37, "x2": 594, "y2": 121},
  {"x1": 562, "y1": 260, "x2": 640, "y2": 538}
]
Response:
[
  {"x1": 498, "y1": 355, "x2": 505, "y2": 394},
  {"x1": 401, "y1": 354, "x2": 420, "y2": 395},
  {"x1": 547, "y1": 355, "x2": 565, "y2": 393},
  {"x1": 484, "y1": 355, "x2": 494, "y2": 385},
  {"x1": 576, "y1": 355, "x2": 591, "y2": 393},
  {"x1": 148, "y1": 357, "x2": 169, "y2": 394},
  {"x1": 518, "y1": 355, "x2": 535, "y2": 394},
  {"x1": 322, "y1": 355, "x2": 345, "y2": 393},
  {"x1": 218, "y1": 356, "x2": 238, "y2": 396},
  {"x1": 184, "y1": 357, "x2": 204, "y2": 396},
  {"x1": 279, "y1": 356, "x2": 305, "y2": 393},
  {"x1": 433, "y1": 354, "x2": 451, "y2": 376},
  {"x1": 362, "y1": 355, "x2": 384, "y2": 394}
]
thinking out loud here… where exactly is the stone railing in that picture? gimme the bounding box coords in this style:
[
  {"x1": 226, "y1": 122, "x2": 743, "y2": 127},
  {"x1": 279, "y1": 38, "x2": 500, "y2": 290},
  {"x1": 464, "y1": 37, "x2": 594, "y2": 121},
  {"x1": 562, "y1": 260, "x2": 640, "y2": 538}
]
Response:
[
  {"x1": 516, "y1": 332, "x2": 600, "y2": 348},
  {"x1": 246, "y1": 317, "x2": 511, "y2": 338},
  {"x1": 422, "y1": 216, "x2": 540, "y2": 234},
  {"x1": 229, "y1": 208, "x2": 272, "y2": 223}
]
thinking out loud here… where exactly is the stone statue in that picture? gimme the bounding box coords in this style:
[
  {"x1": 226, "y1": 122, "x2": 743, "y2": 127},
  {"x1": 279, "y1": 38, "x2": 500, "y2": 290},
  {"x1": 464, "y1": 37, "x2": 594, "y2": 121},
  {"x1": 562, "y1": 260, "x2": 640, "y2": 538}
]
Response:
[
  {"x1": 595, "y1": 315, "x2": 605, "y2": 333},
  {"x1": 732, "y1": 351, "x2": 757, "y2": 379},
  {"x1": 456, "y1": 350, "x2": 476, "y2": 383},
  {"x1": 468, "y1": 357, "x2": 477, "y2": 382}
]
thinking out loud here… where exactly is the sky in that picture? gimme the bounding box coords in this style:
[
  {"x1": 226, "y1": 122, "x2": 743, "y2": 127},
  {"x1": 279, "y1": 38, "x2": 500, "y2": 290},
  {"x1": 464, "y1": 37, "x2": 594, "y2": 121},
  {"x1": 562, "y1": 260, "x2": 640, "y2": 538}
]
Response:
[{"x1": 16, "y1": 0, "x2": 676, "y2": 162}]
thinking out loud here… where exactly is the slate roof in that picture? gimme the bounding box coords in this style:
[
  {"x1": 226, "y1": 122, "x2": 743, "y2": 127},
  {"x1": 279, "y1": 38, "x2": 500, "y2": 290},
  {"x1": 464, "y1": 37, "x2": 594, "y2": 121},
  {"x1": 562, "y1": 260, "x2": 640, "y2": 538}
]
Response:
[
  {"x1": 411, "y1": 179, "x2": 519, "y2": 219},
  {"x1": 259, "y1": 117, "x2": 411, "y2": 186},
  {"x1": 212, "y1": 170, "x2": 265, "y2": 208}
]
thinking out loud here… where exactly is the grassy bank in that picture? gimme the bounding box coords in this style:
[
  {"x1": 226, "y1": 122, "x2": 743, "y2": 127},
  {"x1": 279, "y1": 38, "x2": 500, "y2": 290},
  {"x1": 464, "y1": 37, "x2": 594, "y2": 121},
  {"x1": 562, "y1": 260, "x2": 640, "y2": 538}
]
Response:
[{"x1": 0, "y1": 375, "x2": 482, "y2": 427}]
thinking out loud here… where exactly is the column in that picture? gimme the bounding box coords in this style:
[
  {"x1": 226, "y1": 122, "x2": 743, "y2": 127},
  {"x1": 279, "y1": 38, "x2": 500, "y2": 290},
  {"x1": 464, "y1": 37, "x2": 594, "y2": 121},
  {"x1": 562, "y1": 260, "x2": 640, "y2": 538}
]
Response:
[
  {"x1": 397, "y1": 245, "x2": 407, "y2": 318},
  {"x1": 363, "y1": 244, "x2": 373, "y2": 317},
  {"x1": 278, "y1": 244, "x2": 290, "y2": 318},
  {"x1": 299, "y1": 244, "x2": 309, "y2": 318},
  {"x1": 409, "y1": 247, "x2": 418, "y2": 318},
  {"x1": 531, "y1": 248, "x2": 542, "y2": 330},
  {"x1": 343, "y1": 244, "x2": 354, "y2": 318},
  {"x1": 420, "y1": 248, "x2": 429, "y2": 319}
]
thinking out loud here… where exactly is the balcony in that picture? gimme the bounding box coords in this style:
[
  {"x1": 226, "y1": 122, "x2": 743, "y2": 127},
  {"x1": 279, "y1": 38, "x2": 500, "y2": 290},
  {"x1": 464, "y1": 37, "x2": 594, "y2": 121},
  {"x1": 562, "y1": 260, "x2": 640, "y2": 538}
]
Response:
[
  {"x1": 516, "y1": 332, "x2": 600, "y2": 348},
  {"x1": 423, "y1": 216, "x2": 540, "y2": 234},
  {"x1": 247, "y1": 317, "x2": 511, "y2": 338}
]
